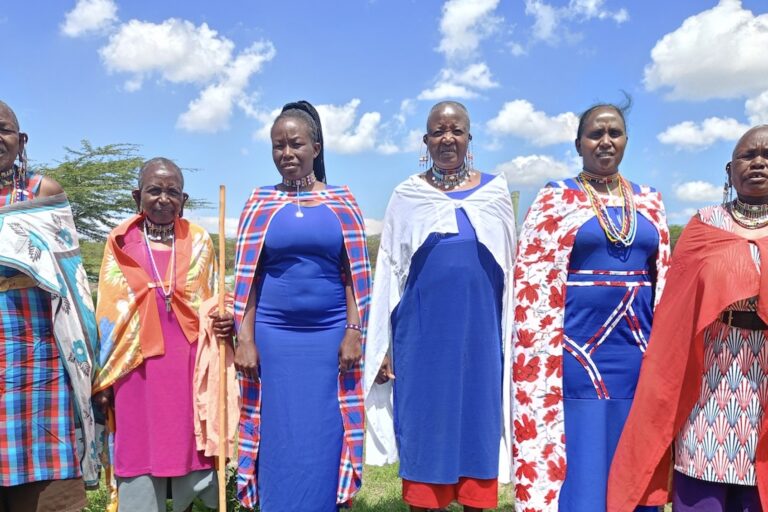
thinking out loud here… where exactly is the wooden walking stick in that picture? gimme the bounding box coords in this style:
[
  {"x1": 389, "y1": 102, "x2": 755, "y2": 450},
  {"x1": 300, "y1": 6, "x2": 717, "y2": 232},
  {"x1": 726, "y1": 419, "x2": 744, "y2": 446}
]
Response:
[{"x1": 218, "y1": 185, "x2": 228, "y2": 511}]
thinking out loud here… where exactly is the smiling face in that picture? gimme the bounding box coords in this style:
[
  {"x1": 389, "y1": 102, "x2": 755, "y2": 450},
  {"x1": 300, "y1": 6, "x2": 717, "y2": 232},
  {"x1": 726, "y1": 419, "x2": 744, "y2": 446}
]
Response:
[
  {"x1": 729, "y1": 126, "x2": 768, "y2": 203},
  {"x1": 271, "y1": 117, "x2": 321, "y2": 181},
  {"x1": 132, "y1": 162, "x2": 187, "y2": 225},
  {"x1": 0, "y1": 103, "x2": 24, "y2": 174},
  {"x1": 575, "y1": 106, "x2": 627, "y2": 176},
  {"x1": 424, "y1": 105, "x2": 471, "y2": 171}
]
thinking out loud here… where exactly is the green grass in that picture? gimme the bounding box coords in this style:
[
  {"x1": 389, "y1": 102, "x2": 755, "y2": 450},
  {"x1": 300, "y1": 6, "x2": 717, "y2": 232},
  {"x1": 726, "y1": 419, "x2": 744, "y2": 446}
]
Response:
[{"x1": 83, "y1": 464, "x2": 515, "y2": 511}]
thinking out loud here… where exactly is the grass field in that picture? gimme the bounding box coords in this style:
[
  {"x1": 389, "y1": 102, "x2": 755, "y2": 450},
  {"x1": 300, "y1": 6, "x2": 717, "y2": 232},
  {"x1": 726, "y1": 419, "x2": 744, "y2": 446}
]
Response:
[{"x1": 83, "y1": 464, "x2": 515, "y2": 511}]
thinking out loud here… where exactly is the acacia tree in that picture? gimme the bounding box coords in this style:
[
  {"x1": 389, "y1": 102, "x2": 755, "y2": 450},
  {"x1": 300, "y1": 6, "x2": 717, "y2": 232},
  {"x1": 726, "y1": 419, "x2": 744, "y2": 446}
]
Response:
[{"x1": 38, "y1": 140, "x2": 207, "y2": 241}]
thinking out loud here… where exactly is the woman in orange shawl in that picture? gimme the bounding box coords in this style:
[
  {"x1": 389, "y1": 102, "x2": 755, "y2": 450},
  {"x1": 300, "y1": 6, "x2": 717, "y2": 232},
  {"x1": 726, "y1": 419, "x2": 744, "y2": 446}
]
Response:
[{"x1": 608, "y1": 125, "x2": 768, "y2": 512}]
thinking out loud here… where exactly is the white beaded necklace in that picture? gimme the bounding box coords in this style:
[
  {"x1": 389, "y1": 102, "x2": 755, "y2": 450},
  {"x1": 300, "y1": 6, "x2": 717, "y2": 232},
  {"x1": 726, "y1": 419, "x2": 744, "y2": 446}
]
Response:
[{"x1": 143, "y1": 222, "x2": 176, "y2": 312}]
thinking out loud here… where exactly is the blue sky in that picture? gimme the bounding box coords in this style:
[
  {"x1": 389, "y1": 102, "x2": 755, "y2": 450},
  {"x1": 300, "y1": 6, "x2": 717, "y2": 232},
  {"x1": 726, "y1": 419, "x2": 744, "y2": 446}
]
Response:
[{"x1": 3, "y1": 0, "x2": 768, "y2": 234}]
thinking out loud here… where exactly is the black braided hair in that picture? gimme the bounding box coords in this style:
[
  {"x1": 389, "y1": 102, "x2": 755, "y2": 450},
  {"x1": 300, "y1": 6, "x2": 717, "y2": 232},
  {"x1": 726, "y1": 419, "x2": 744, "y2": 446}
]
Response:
[{"x1": 275, "y1": 100, "x2": 326, "y2": 183}]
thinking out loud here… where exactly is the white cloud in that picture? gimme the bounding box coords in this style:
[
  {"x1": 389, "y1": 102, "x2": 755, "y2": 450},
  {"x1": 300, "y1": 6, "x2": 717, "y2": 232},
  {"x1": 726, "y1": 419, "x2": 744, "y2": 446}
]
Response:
[
  {"x1": 644, "y1": 0, "x2": 768, "y2": 100},
  {"x1": 97, "y1": 18, "x2": 276, "y2": 132},
  {"x1": 177, "y1": 42, "x2": 276, "y2": 132},
  {"x1": 418, "y1": 62, "x2": 499, "y2": 101},
  {"x1": 437, "y1": 0, "x2": 502, "y2": 60},
  {"x1": 189, "y1": 216, "x2": 239, "y2": 238},
  {"x1": 746, "y1": 90, "x2": 768, "y2": 126},
  {"x1": 668, "y1": 208, "x2": 699, "y2": 224},
  {"x1": 100, "y1": 19, "x2": 237, "y2": 87},
  {"x1": 61, "y1": 0, "x2": 117, "y2": 37},
  {"x1": 525, "y1": 0, "x2": 628, "y2": 44},
  {"x1": 364, "y1": 218, "x2": 384, "y2": 236},
  {"x1": 487, "y1": 100, "x2": 579, "y2": 146},
  {"x1": 493, "y1": 154, "x2": 574, "y2": 186},
  {"x1": 253, "y1": 99, "x2": 402, "y2": 155},
  {"x1": 657, "y1": 117, "x2": 749, "y2": 150},
  {"x1": 674, "y1": 181, "x2": 722, "y2": 203}
]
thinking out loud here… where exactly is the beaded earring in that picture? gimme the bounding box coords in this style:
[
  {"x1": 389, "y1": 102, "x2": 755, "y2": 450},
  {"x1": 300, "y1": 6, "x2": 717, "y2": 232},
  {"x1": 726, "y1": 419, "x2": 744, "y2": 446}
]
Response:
[
  {"x1": 465, "y1": 136, "x2": 475, "y2": 172},
  {"x1": 419, "y1": 145, "x2": 431, "y2": 170},
  {"x1": 722, "y1": 163, "x2": 733, "y2": 206}
]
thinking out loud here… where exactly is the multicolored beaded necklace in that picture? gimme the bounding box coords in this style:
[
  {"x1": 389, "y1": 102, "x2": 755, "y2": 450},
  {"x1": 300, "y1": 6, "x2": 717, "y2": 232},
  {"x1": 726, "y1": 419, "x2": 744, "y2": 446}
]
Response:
[
  {"x1": 282, "y1": 172, "x2": 317, "y2": 218},
  {"x1": 0, "y1": 165, "x2": 30, "y2": 204},
  {"x1": 729, "y1": 199, "x2": 768, "y2": 229},
  {"x1": 143, "y1": 217, "x2": 175, "y2": 242},
  {"x1": 577, "y1": 170, "x2": 637, "y2": 246},
  {"x1": 429, "y1": 164, "x2": 471, "y2": 191}
]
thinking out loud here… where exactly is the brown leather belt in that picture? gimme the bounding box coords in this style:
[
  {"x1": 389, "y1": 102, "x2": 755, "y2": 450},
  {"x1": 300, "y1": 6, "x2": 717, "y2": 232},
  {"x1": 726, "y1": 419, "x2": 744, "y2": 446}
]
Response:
[{"x1": 719, "y1": 310, "x2": 768, "y2": 330}]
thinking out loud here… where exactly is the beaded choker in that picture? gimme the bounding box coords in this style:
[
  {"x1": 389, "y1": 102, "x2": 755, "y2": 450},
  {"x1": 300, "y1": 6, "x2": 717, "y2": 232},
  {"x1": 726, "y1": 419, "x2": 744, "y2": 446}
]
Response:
[
  {"x1": 143, "y1": 217, "x2": 175, "y2": 242},
  {"x1": 729, "y1": 199, "x2": 768, "y2": 229},
  {"x1": 282, "y1": 173, "x2": 316, "y2": 189},
  {"x1": 577, "y1": 172, "x2": 637, "y2": 246},
  {"x1": 580, "y1": 169, "x2": 620, "y2": 184},
  {"x1": 429, "y1": 165, "x2": 471, "y2": 191}
]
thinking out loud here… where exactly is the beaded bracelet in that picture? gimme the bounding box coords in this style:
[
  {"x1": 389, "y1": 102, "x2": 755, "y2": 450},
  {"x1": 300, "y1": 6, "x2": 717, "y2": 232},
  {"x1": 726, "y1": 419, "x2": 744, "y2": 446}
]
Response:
[{"x1": 345, "y1": 323, "x2": 362, "y2": 332}]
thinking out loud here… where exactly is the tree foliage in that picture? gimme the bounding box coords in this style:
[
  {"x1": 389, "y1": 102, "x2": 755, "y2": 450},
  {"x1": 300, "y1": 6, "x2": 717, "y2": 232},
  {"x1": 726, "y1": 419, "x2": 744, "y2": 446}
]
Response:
[{"x1": 38, "y1": 140, "x2": 208, "y2": 241}]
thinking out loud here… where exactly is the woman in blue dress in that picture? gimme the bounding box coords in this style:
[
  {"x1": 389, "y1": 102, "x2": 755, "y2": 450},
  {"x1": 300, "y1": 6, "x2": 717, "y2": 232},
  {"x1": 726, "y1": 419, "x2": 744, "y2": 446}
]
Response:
[
  {"x1": 512, "y1": 102, "x2": 671, "y2": 511},
  {"x1": 365, "y1": 101, "x2": 516, "y2": 511},
  {"x1": 232, "y1": 101, "x2": 371, "y2": 511}
]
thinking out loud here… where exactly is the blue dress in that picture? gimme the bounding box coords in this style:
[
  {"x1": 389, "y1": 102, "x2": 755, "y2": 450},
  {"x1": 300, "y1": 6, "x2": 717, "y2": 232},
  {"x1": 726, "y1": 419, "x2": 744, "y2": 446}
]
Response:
[
  {"x1": 557, "y1": 180, "x2": 658, "y2": 511},
  {"x1": 392, "y1": 173, "x2": 504, "y2": 484},
  {"x1": 255, "y1": 201, "x2": 346, "y2": 512}
]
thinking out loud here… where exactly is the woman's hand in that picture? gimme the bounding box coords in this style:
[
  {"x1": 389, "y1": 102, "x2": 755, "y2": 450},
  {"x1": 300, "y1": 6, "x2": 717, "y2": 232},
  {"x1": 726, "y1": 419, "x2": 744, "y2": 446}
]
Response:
[
  {"x1": 375, "y1": 355, "x2": 395, "y2": 384},
  {"x1": 235, "y1": 338, "x2": 259, "y2": 380},
  {"x1": 338, "y1": 329, "x2": 362, "y2": 373},
  {"x1": 92, "y1": 387, "x2": 113, "y2": 413},
  {"x1": 208, "y1": 309, "x2": 235, "y2": 342}
]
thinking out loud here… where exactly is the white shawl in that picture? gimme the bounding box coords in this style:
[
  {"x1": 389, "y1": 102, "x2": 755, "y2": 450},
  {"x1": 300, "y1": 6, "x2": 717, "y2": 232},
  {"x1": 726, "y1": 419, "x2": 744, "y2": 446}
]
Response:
[{"x1": 363, "y1": 173, "x2": 516, "y2": 483}]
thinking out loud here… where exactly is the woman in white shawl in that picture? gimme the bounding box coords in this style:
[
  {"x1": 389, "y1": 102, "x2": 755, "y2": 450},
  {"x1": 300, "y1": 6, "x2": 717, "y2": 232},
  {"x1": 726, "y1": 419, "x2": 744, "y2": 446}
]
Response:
[{"x1": 364, "y1": 101, "x2": 515, "y2": 512}]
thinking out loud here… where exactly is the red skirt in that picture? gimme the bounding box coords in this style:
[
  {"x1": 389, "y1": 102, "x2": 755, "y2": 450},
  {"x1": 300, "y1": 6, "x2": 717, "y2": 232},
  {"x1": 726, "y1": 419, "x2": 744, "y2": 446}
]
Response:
[{"x1": 402, "y1": 477, "x2": 498, "y2": 508}]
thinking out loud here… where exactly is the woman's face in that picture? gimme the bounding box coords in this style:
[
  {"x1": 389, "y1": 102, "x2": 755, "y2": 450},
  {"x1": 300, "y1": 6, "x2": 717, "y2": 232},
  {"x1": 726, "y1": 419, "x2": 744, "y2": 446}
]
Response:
[
  {"x1": 424, "y1": 106, "x2": 470, "y2": 171},
  {"x1": 575, "y1": 107, "x2": 627, "y2": 176},
  {"x1": 132, "y1": 164, "x2": 187, "y2": 225},
  {"x1": 271, "y1": 117, "x2": 320, "y2": 181},
  {"x1": 0, "y1": 104, "x2": 23, "y2": 174},
  {"x1": 729, "y1": 126, "x2": 768, "y2": 202}
]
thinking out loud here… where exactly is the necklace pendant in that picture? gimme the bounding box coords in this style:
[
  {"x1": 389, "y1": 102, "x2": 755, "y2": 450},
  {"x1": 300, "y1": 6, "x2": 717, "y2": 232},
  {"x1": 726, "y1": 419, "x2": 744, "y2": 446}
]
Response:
[
  {"x1": 165, "y1": 296, "x2": 172, "y2": 313},
  {"x1": 295, "y1": 210, "x2": 304, "y2": 218}
]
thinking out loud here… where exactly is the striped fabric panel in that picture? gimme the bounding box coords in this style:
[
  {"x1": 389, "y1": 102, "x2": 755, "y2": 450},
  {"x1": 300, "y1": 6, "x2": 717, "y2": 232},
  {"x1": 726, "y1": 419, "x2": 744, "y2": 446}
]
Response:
[{"x1": 234, "y1": 186, "x2": 371, "y2": 507}]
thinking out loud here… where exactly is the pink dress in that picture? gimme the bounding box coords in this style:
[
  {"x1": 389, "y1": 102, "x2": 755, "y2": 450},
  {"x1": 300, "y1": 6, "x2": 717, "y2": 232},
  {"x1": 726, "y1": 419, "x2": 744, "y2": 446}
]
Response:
[{"x1": 112, "y1": 226, "x2": 213, "y2": 477}]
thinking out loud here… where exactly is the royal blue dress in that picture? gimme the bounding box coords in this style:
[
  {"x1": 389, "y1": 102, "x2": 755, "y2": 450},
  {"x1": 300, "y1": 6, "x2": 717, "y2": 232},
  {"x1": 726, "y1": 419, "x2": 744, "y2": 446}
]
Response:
[
  {"x1": 392, "y1": 173, "x2": 504, "y2": 484},
  {"x1": 255, "y1": 201, "x2": 346, "y2": 512},
  {"x1": 557, "y1": 180, "x2": 658, "y2": 512}
]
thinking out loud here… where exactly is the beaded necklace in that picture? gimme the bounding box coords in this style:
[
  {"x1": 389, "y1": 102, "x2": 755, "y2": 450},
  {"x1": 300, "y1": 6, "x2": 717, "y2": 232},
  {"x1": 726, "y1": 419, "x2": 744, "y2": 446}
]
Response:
[
  {"x1": 429, "y1": 164, "x2": 471, "y2": 191},
  {"x1": 0, "y1": 165, "x2": 29, "y2": 204},
  {"x1": 282, "y1": 172, "x2": 316, "y2": 189},
  {"x1": 143, "y1": 217, "x2": 175, "y2": 242},
  {"x1": 577, "y1": 171, "x2": 637, "y2": 246},
  {"x1": 142, "y1": 222, "x2": 176, "y2": 313},
  {"x1": 729, "y1": 199, "x2": 768, "y2": 229}
]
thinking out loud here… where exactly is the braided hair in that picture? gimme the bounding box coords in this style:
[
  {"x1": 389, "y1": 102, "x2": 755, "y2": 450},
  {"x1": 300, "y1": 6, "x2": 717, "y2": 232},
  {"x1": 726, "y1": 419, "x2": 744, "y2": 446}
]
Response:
[{"x1": 273, "y1": 100, "x2": 327, "y2": 183}]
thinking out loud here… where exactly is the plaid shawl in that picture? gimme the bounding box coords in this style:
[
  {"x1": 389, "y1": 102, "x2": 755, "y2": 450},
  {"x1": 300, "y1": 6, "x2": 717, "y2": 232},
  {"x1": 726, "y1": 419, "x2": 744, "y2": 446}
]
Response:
[
  {"x1": 93, "y1": 215, "x2": 217, "y2": 392},
  {"x1": 0, "y1": 193, "x2": 99, "y2": 485},
  {"x1": 233, "y1": 186, "x2": 371, "y2": 507}
]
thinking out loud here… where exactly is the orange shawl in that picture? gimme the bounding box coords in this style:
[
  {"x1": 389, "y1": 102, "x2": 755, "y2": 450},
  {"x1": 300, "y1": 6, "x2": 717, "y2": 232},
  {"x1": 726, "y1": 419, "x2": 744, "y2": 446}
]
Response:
[{"x1": 607, "y1": 216, "x2": 768, "y2": 511}]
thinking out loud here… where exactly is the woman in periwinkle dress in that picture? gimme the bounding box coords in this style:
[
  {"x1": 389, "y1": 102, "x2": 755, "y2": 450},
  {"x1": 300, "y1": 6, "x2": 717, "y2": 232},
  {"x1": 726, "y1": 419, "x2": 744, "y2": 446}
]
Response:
[{"x1": 232, "y1": 100, "x2": 371, "y2": 512}]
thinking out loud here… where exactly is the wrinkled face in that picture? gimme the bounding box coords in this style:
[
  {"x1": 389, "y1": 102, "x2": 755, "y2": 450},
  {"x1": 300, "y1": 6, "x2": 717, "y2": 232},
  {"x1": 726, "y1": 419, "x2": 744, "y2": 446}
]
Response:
[
  {"x1": 132, "y1": 164, "x2": 187, "y2": 225},
  {"x1": 0, "y1": 104, "x2": 24, "y2": 174},
  {"x1": 271, "y1": 117, "x2": 320, "y2": 181},
  {"x1": 729, "y1": 126, "x2": 768, "y2": 201},
  {"x1": 424, "y1": 106, "x2": 471, "y2": 171},
  {"x1": 575, "y1": 107, "x2": 627, "y2": 176}
]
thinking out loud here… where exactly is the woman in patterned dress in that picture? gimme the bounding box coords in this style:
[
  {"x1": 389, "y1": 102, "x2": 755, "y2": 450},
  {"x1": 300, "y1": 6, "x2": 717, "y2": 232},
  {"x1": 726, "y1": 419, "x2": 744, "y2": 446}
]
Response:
[
  {"x1": 513, "y1": 102, "x2": 670, "y2": 511},
  {"x1": 609, "y1": 125, "x2": 768, "y2": 511},
  {"x1": 0, "y1": 100, "x2": 96, "y2": 511}
]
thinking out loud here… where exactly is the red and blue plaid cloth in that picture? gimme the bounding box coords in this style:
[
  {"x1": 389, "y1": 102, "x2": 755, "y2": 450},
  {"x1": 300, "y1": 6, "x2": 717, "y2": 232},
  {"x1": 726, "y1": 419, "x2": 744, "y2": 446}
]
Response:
[
  {"x1": 0, "y1": 174, "x2": 80, "y2": 486},
  {"x1": 233, "y1": 186, "x2": 371, "y2": 508}
]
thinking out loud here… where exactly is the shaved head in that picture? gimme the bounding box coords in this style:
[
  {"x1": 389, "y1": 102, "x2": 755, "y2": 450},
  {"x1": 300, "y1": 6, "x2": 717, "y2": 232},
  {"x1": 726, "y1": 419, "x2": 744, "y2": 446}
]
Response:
[
  {"x1": 137, "y1": 157, "x2": 184, "y2": 189},
  {"x1": 0, "y1": 101, "x2": 19, "y2": 131},
  {"x1": 427, "y1": 101, "x2": 470, "y2": 131}
]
